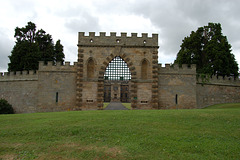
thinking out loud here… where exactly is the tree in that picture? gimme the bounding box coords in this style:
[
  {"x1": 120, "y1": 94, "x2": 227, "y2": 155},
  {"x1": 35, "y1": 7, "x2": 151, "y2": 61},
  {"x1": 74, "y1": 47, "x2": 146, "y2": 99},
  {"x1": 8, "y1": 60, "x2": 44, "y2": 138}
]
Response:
[
  {"x1": 175, "y1": 23, "x2": 239, "y2": 77},
  {"x1": 0, "y1": 99, "x2": 14, "y2": 114},
  {"x1": 8, "y1": 22, "x2": 65, "y2": 71},
  {"x1": 54, "y1": 40, "x2": 65, "y2": 64}
]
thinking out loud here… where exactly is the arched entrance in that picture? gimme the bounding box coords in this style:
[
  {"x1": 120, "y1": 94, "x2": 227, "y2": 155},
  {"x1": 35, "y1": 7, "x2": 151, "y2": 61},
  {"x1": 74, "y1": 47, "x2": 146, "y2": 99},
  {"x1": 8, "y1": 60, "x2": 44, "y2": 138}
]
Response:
[
  {"x1": 104, "y1": 56, "x2": 131, "y2": 103},
  {"x1": 77, "y1": 32, "x2": 159, "y2": 110}
]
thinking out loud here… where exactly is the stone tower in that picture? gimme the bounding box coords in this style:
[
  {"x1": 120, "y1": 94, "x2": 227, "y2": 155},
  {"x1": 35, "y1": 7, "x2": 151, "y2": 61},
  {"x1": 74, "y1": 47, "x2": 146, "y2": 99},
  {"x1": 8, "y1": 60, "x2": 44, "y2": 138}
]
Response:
[{"x1": 76, "y1": 32, "x2": 159, "y2": 110}]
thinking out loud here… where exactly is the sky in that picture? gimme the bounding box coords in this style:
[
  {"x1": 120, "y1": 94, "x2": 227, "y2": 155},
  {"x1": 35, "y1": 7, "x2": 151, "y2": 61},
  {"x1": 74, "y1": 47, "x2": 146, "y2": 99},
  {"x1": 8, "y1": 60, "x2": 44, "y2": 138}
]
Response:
[{"x1": 0, "y1": 0, "x2": 240, "y2": 72}]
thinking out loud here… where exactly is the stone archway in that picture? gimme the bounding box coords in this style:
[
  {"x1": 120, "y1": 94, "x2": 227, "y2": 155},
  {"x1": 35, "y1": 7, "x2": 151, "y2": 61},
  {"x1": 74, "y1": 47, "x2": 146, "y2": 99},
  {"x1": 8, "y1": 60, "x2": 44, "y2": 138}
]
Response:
[
  {"x1": 97, "y1": 53, "x2": 137, "y2": 109},
  {"x1": 77, "y1": 32, "x2": 159, "y2": 110}
]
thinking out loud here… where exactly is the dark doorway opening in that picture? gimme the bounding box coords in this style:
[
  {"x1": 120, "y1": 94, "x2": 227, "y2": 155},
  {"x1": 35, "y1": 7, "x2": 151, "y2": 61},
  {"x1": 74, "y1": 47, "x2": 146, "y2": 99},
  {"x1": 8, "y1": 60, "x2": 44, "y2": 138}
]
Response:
[
  {"x1": 120, "y1": 85, "x2": 129, "y2": 102},
  {"x1": 104, "y1": 85, "x2": 111, "y2": 102}
]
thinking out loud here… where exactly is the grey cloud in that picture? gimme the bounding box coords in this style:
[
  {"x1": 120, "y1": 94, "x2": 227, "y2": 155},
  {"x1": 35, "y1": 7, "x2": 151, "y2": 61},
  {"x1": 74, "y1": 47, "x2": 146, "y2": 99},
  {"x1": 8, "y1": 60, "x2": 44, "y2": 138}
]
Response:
[
  {"x1": 175, "y1": 0, "x2": 240, "y2": 58},
  {"x1": 56, "y1": 6, "x2": 88, "y2": 18},
  {"x1": 0, "y1": 31, "x2": 14, "y2": 72},
  {"x1": 53, "y1": 2, "x2": 101, "y2": 33},
  {"x1": 92, "y1": 0, "x2": 135, "y2": 15},
  {"x1": 9, "y1": 0, "x2": 37, "y2": 16},
  {"x1": 177, "y1": 0, "x2": 240, "y2": 23},
  {"x1": 129, "y1": 0, "x2": 240, "y2": 59},
  {"x1": 130, "y1": 1, "x2": 195, "y2": 55},
  {"x1": 2, "y1": 0, "x2": 239, "y2": 67},
  {"x1": 59, "y1": 0, "x2": 240, "y2": 65},
  {"x1": 65, "y1": 12, "x2": 100, "y2": 33}
]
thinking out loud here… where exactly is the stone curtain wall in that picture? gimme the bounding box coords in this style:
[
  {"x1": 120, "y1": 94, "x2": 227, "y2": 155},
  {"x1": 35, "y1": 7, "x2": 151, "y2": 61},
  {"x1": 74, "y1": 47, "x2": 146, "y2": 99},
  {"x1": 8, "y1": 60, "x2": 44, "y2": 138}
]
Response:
[
  {"x1": 158, "y1": 64, "x2": 197, "y2": 109},
  {"x1": 196, "y1": 76, "x2": 240, "y2": 108},
  {"x1": 0, "y1": 71, "x2": 38, "y2": 113},
  {"x1": 77, "y1": 32, "x2": 159, "y2": 109},
  {"x1": 0, "y1": 62, "x2": 77, "y2": 113},
  {"x1": 37, "y1": 61, "x2": 77, "y2": 112}
]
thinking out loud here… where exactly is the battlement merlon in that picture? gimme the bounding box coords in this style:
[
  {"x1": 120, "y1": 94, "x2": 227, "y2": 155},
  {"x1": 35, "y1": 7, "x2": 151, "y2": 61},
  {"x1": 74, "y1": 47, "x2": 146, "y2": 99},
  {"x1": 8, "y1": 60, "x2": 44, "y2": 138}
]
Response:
[
  {"x1": 0, "y1": 70, "x2": 38, "y2": 81},
  {"x1": 197, "y1": 75, "x2": 240, "y2": 86},
  {"x1": 78, "y1": 32, "x2": 158, "y2": 47},
  {"x1": 158, "y1": 64, "x2": 196, "y2": 75},
  {"x1": 38, "y1": 61, "x2": 77, "y2": 72}
]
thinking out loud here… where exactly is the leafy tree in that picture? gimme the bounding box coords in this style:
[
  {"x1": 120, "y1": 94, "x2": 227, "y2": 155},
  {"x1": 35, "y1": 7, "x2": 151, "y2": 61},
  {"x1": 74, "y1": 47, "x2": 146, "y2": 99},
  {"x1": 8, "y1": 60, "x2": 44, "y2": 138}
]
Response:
[
  {"x1": 175, "y1": 23, "x2": 239, "y2": 77},
  {"x1": 0, "y1": 99, "x2": 14, "y2": 114},
  {"x1": 8, "y1": 22, "x2": 65, "y2": 71},
  {"x1": 54, "y1": 40, "x2": 65, "y2": 64},
  {"x1": 36, "y1": 29, "x2": 55, "y2": 62}
]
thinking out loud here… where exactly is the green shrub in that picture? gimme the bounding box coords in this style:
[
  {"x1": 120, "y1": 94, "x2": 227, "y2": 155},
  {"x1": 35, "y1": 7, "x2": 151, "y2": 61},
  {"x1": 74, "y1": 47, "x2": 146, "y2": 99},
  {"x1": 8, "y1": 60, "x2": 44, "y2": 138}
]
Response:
[{"x1": 0, "y1": 99, "x2": 14, "y2": 114}]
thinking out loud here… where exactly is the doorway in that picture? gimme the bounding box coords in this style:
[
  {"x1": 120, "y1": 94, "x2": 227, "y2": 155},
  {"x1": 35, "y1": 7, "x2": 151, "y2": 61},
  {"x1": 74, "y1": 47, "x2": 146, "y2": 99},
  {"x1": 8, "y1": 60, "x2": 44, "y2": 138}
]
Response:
[{"x1": 103, "y1": 56, "x2": 131, "y2": 103}]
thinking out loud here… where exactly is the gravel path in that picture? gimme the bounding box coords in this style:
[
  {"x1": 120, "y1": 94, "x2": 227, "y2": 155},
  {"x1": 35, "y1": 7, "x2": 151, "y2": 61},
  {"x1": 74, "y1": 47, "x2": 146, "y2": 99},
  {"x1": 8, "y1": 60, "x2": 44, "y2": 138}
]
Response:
[{"x1": 104, "y1": 102, "x2": 129, "y2": 110}]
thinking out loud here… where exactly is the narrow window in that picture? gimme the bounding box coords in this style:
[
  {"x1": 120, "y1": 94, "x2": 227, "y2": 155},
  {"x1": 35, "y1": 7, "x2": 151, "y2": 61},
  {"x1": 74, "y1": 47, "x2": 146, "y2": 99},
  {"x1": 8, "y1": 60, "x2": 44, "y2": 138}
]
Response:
[
  {"x1": 175, "y1": 94, "x2": 178, "y2": 105},
  {"x1": 56, "y1": 92, "x2": 59, "y2": 103},
  {"x1": 141, "y1": 59, "x2": 148, "y2": 79},
  {"x1": 87, "y1": 59, "x2": 94, "y2": 78}
]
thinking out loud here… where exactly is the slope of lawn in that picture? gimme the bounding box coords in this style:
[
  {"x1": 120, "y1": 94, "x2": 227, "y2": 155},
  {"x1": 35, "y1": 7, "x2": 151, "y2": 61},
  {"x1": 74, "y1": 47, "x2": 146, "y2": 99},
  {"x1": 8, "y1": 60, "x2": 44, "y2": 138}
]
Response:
[
  {"x1": 121, "y1": 103, "x2": 132, "y2": 110},
  {"x1": 103, "y1": 103, "x2": 110, "y2": 109},
  {"x1": 204, "y1": 103, "x2": 240, "y2": 109},
  {"x1": 0, "y1": 104, "x2": 239, "y2": 159}
]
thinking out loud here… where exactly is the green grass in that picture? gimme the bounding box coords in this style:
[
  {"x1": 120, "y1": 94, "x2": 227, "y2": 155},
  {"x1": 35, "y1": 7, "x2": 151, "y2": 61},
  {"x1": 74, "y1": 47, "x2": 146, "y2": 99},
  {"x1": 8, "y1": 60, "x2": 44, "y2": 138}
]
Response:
[
  {"x1": 204, "y1": 103, "x2": 240, "y2": 109},
  {"x1": 103, "y1": 103, "x2": 110, "y2": 109},
  {"x1": 0, "y1": 104, "x2": 240, "y2": 159},
  {"x1": 103, "y1": 102, "x2": 131, "y2": 110},
  {"x1": 122, "y1": 103, "x2": 132, "y2": 110}
]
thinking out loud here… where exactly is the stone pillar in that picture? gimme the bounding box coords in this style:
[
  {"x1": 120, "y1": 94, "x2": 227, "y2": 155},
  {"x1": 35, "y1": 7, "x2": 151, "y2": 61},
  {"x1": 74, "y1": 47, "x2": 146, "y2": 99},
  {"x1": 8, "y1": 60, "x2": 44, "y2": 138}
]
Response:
[
  {"x1": 152, "y1": 50, "x2": 159, "y2": 109},
  {"x1": 76, "y1": 48, "x2": 84, "y2": 110},
  {"x1": 97, "y1": 70, "x2": 104, "y2": 110}
]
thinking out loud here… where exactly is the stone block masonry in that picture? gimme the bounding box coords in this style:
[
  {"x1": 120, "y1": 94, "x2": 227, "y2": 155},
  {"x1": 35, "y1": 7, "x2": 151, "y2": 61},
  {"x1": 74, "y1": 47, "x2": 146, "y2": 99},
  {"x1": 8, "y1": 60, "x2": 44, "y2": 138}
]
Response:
[
  {"x1": 0, "y1": 61, "x2": 77, "y2": 113},
  {"x1": 158, "y1": 64, "x2": 197, "y2": 109},
  {"x1": 77, "y1": 32, "x2": 159, "y2": 110},
  {"x1": 197, "y1": 76, "x2": 240, "y2": 108},
  {"x1": 0, "y1": 71, "x2": 38, "y2": 113},
  {"x1": 37, "y1": 61, "x2": 77, "y2": 112},
  {"x1": 78, "y1": 32, "x2": 158, "y2": 47},
  {"x1": 0, "y1": 70, "x2": 38, "y2": 81}
]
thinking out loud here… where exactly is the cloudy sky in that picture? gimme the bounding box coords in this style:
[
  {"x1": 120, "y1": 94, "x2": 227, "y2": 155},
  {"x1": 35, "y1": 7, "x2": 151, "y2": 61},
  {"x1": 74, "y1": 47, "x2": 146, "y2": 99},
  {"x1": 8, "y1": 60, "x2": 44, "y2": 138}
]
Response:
[{"x1": 0, "y1": 0, "x2": 240, "y2": 72}]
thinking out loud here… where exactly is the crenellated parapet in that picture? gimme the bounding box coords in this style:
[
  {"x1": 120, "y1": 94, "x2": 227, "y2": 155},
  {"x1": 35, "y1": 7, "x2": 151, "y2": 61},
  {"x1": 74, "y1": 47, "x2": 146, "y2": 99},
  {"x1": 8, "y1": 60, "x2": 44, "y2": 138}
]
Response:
[
  {"x1": 0, "y1": 70, "x2": 38, "y2": 81},
  {"x1": 38, "y1": 61, "x2": 77, "y2": 72},
  {"x1": 78, "y1": 32, "x2": 158, "y2": 47},
  {"x1": 198, "y1": 75, "x2": 240, "y2": 86},
  {"x1": 158, "y1": 64, "x2": 196, "y2": 75}
]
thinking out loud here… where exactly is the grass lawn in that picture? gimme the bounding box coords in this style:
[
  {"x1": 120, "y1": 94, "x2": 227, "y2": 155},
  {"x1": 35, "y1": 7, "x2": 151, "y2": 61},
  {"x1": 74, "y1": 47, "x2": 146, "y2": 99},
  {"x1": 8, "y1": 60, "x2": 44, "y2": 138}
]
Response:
[
  {"x1": 121, "y1": 103, "x2": 132, "y2": 110},
  {"x1": 204, "y1": 103, "x2": 240, "y2": 109},
  {"x1": 103, "y1": 103, "x2": 110, "y2": 109},
  {"x1": 0, "y1": 104, "x2": 240, "y2": 159}
]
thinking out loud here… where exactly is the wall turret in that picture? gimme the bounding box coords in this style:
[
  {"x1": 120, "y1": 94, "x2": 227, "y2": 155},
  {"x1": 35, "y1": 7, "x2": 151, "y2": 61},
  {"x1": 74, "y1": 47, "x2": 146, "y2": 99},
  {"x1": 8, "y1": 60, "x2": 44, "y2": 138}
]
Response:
[{"x1": 158, "y1": 63, "x2": 197, "y2": 109}]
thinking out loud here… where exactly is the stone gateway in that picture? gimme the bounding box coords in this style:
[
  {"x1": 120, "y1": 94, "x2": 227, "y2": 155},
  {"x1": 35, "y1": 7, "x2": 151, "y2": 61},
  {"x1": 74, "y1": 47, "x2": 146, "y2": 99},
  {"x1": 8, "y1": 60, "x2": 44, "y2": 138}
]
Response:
[{"x1": 0, "y1": 32, "x2": 240, "y2": 113}]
